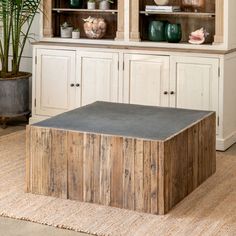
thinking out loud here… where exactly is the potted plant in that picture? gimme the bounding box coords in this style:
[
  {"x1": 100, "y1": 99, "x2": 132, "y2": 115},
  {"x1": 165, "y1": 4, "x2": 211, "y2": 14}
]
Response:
[
  {"x1": 60, "y1": 22, "x2": 73, "y2": 38},
  {"x1": 72, "y1": 28, "x2": 81, "y2": 39},
  {"x1": 87, "y1": 0, "x2": 96, "y2": 10},
  {"x1": 0, "y1": 0, "x2": 41, "y2": 128},
  {"x1": 99, "y1": 0, "x2": 114, "y2": 10}
]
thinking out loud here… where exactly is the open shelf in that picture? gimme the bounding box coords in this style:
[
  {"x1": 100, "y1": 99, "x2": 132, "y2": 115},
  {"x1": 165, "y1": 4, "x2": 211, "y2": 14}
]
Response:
[
  {"x1": 52, "y1": 8, "x2": 118, "y2": 14},
  {"x1": 140, "y1": 11, "x2": 215, "y2": 17}
]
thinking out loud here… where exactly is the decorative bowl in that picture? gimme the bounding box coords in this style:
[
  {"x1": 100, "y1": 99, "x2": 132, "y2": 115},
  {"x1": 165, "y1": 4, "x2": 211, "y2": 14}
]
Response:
[
  {"x1": 154, "y1": 0, "x2": 169, "y2": 5},
  {"x1": 83, "y1": 17, "x2": 107, "y2": 39}
]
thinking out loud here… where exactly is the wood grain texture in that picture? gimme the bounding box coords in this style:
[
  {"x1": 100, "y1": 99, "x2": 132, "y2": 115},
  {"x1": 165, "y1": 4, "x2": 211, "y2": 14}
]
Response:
[
  {"x1": 26, "y1": 112, "x2": 216, "y2": 214},
  {"x1": 67, "y1": 131, "x2": 84, "y2": 201}
]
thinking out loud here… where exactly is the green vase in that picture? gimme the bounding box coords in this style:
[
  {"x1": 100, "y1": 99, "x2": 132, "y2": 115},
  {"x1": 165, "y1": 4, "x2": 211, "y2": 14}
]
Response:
[
  {"x1": 165, "y1": 23, "x2": 182, "y2": 43},
  {"x1": 69, "y1": 0, "x2": 83, "y2": 8},
  {"x1": 148, "y1": 21, "x2": 167, "y2": 42}
]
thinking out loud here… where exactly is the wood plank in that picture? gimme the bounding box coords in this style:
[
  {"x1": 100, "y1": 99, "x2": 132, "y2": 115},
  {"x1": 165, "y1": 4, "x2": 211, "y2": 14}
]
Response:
[
  {"x1": 50, "y1": 129, "x2": 67, "y2": 198},
  {"x1": 150, "y1": 141, "x2": 159, "y2": 214},
  {"x1": 187, "y1": 124, "x2": 199, "y2": 194},
  {"x1": 31, "y1": 127, "x2": 51, "y2": 196},
  {"x1": 110, "y1": 137, "x2": 123, "y2": 207},
  {"x1": 83, "y1": 133, "x2": 95, "y2": 202},
  {"x1": 67, "y1": 131, "x2": 84, "y2": 201},
  {"x1": 134, "y1": 139, "x2": 144, "y2": 212},
  {"x1": 123, "y1": 138, "x2": 135, "y2": 210},
  {"x1": 93, "y1": 134, "x2": 101, "y2": 204},
  {"x1": 143, "y1": 141, "x2": 151, "y2": 213},
  {"x1": 158, "y1": 141, "x2": 165, "y2": 215},
  {"x1": 100, "y1": 135, "x2": 111, "y2": 205}
]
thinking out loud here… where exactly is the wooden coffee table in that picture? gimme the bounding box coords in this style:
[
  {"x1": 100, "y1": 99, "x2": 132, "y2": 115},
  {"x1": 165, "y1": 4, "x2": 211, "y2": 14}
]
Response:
[{"x1": 26, "y1": 102, "x2": 216, "y2": 215}]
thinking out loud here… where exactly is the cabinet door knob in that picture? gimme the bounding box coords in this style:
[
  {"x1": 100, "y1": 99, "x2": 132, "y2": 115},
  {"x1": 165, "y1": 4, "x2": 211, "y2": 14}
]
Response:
[
  {"x1": 164, "y1": 91, "x2": 168, "y2": 95},
  {"x1": 70, "y1": 83, "x2": 75, "y2": 87},
  {"x1": 76, "y1": 83, "x2": 80, "y2": 87},
  {"x1": 170, "y1": 91, "x2": 175, "y2": 95}
]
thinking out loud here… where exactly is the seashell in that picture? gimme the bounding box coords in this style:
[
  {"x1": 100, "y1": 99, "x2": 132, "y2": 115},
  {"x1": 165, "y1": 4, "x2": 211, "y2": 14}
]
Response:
[
  {"x1": 188, "y1": 28, "x2": 209, "y2": 45},
  {"x1": 83, "y1": 16, "x2": 107, "y2": 39},
  {"x1": 98, "y1": 21, "x2": 106, "y2": 29}
]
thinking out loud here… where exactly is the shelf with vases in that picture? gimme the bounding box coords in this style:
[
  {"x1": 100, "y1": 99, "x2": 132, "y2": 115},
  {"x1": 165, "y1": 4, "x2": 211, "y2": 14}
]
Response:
[
  {"x1": 43, "y1": 0, "x2": 125, "y2": 41},
  {"x1": 52, "y1": 8, "x2": 118, "y2": 14}
]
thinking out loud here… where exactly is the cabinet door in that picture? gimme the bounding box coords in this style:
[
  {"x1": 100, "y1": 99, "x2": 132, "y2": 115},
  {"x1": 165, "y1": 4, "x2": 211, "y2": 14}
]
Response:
[
  {"x1": 35, "y1": 49, "x2": 76, "y2": 116},
  {"x1": 124, "y1": 54, "x2": 169, "y2": 106},
  {"x1": 171, "y1": 56, "x2": 219, "y2": 131},
  {"x1": 77, "y1": 51, "x2": 119, "y2": 106}
]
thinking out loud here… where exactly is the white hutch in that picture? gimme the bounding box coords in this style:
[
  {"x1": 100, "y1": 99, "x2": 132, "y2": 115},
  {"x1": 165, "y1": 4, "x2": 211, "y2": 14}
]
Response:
[{"x1": 30, "y1": 0, "x2": 236, "y2": 151}]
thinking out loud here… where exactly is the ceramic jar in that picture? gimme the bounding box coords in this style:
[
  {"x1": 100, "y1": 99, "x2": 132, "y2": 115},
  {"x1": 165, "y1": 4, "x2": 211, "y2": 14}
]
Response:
[
  {"x1": 87, "y1": 1, "x2": 96, "y2": 9},
  {"x1": 72, "y1": 31, "x2": 80, "y2": 39},
  {"x1": 192, "y1": 0, "x2": 205, "y2": 12},
  {"x1": 165, "y1": 23, "x2": 182, "y2": 43},
  {"x1": 182, "y1": 0, "x2": 205, "y2": 12},
  {"x1": 154, "y1": 0, "x2": 169, "y2": 5},
  {"x1": 61, "y1": 27, "x2": 73, "y2": 38},
  {"x1": 69, "y1": 0, "x2": 83, "y2": 8},
  {"x1": 148, "y1": 20, "x2": 167, "y2": 42},
  {"x1": 99, "y1": 0, "x2": 110, "y2": 10}
]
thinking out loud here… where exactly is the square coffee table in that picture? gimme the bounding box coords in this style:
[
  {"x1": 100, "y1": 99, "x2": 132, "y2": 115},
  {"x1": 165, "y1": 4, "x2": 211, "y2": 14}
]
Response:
[{"x1": 26, "y1": 102, "x2": 216, "y2": 214}]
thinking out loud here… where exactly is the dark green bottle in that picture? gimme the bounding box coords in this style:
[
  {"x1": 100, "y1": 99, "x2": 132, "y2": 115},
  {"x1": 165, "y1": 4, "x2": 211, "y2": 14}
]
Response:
[
  {"x1": 165, "y1": 23, "x2": 182, "y2": 43},
  {"x1": 148, "y1": 21, "x2": 167, "y2": 42},
  {"x1": 69, "y1": 0, "x2": 83, "y2": 8}
]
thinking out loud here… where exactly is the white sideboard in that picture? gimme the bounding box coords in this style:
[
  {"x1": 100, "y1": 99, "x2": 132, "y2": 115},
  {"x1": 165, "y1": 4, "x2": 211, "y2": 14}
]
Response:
[{"x1": 30, "y1": 43, "x2": 236, "y2": 151}]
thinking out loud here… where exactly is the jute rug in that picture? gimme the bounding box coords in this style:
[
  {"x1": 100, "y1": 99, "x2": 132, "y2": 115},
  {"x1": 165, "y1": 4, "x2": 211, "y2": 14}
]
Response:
[{"x1": 0, "y1": 131, "x2": 235, "y2": 236}]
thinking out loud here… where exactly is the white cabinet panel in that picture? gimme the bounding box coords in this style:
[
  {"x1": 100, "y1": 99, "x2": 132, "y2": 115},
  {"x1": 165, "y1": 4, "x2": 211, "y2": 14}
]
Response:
[
  {"x1": 77, "y1": 51, "x2": 119, "y2": 106},
  {"x1": 35, "y1": 49, "x2": 76, "y2": 116},
  {"x1": 171, "y1": 56, "x2": 219, "y2": 132},
  {"x1": 124, "y1": 54, "x2": 169, "y2": 106}
]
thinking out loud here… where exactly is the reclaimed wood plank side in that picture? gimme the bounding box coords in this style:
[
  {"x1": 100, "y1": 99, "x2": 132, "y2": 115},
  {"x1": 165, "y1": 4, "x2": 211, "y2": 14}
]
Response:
[
  {"x1": 110, "y1": 137, "x2": 123, "y2": 208},
  {"x1": 50, "y1": 129, "x2": 67, "y2": 199},
  {"x1": 67, "y1": 131, "x2": 84, "y2": 201},
  {"x1": 143, "y1": 141, "x2": 151, "y2": 213},
  {"x1": 123, "y1": 138, "x2": 135, "y2": 210},
  {"x1": 134, "y1": 139, "x2": 144, "y2": 212},
  {"x1": 150, "y1": 141, "x2": 159, "y2": 214},
  {"x1": 209, "y1": 114, "x2": 216, "y2": 175},
  {"x1": 198, "y1": 113, "x2": 216, "y2": 184},
  {"x1": 187, "y1": 124, "x2": 199, "y2": 193},
  {"x1": 163, "y1": 130, "x2": 189, "y2": 213},
  {"x1": 31, "y1": 127, "x2": 51, "y2": 196},
  {"x1": 83, "y1": 133, "x2": 95, "y2": 202},
  {"x1": 93, "y1": 134, "x2": 101, "y2": 204},
  {"x1": 100, "y1": 135, "x2": 111, "y2": 205},
  {"x1": 158, "y1": 141, "x2": 165, "y2": 215}
]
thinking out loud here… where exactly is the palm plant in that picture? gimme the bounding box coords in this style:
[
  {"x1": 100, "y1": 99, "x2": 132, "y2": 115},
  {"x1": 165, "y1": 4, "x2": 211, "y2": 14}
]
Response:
[{"x1": 0, "y1": 0, "x2": 41, "y2": 78}]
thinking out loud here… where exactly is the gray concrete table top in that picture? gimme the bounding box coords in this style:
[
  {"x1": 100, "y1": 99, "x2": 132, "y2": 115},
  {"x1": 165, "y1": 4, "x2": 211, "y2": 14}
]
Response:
[{"x1": 34, "y1": 102, "x2": 214, "y2": 140}]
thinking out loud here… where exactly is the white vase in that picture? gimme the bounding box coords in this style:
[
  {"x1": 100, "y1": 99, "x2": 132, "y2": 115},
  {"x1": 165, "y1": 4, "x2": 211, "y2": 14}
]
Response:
[
  {"x1": 87, "y1": 2, "x2": 96, "y2": 10},
  {"x1": 99, "y1": 0, "x2": 110, "y2": 10},
  {"x1": 72, "y1": 31, "x2": 80, "y2": 39},
  {"x1": 60, "y1": 27, "x2": 73, "y2": 38}
]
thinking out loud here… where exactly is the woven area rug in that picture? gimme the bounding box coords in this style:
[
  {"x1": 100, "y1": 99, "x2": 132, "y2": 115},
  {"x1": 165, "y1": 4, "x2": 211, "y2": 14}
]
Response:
[{"x1": 0, "y1": 130, "x2": 235, "y2": 236}]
